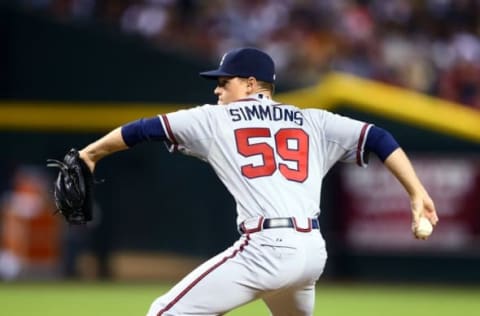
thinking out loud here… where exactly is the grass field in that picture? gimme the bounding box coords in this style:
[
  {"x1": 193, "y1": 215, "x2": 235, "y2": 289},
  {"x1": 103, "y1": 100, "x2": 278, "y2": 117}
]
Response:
[{"x1": 1, "y1": 281, "x2": 480, "y2": 315}]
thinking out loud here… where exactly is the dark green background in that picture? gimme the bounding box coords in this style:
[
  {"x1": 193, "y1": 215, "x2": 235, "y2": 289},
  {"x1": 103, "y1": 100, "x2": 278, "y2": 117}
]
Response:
[{"x1": 2, "y1": 5, "x2": 479, "y2": 282}]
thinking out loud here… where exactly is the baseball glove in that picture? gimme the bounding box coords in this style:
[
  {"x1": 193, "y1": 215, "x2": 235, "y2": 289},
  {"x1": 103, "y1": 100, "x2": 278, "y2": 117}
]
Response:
[{"x1": 47, "y1": 148, "x2": 94, "y2": 225}]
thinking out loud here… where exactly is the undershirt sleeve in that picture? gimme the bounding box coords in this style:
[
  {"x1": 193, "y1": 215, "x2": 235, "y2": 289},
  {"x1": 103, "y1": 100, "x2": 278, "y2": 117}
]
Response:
[{"x1": 364, "y1": 126, "x2": 400, "y2": 162}]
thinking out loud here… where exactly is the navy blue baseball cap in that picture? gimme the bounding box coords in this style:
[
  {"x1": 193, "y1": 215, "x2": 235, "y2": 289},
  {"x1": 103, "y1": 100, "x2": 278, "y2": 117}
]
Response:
[{"x1": 200, "y1": 47, "x2": 276, "y2": 83}]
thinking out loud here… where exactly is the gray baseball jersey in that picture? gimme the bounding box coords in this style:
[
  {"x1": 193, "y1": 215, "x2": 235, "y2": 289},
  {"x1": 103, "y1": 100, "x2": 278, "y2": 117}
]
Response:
[
  {"x1": 160, "y1": 94, "x2": 370, "y2": 224},
  {"x1": 147, "y1": 93, "x2": 371, "y2": 316}
]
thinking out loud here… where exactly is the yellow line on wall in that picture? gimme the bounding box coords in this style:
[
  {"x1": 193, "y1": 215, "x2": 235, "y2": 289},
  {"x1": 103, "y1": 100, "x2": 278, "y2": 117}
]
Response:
[
  {"x1": 1, "y1": 73, "x2": 480, "y2": 143},
  {"x1": 0, "y1": 102, "x2": 188, "y2": 132},
  {"x1": 323, "y1": 73, "x2": 480, "y2": 142}
]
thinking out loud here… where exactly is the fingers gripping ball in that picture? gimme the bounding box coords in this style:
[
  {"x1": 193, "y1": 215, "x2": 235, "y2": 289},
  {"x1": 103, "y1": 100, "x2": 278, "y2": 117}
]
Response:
[
  {"x1": 415, "y1": 217, "x2": 433, "y2": 238},
  {"x1": 47, "y1": 148, "x2": 94, "y2": 225}
]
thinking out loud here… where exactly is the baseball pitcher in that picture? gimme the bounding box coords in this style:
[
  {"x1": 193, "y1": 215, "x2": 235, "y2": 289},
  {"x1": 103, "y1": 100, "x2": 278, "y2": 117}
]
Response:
[{"x1": 49, "y1": 48, "x2": 438, "y2": 316}]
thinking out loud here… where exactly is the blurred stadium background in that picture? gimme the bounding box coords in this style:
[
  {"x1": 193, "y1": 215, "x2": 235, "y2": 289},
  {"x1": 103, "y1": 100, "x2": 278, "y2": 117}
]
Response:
[{"x1": 1, "y1": 1, "x2": 480, "y2": 315}]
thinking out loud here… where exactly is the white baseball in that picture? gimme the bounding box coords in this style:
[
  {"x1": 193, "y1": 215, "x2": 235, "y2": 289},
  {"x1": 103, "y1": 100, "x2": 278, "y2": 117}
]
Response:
[{"x1": 416, "y1": 217, "x2": 433, "y2": 238}]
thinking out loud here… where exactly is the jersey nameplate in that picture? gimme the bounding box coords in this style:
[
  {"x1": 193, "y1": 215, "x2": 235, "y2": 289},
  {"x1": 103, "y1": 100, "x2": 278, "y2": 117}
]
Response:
[{"x1": 229, "y1": 104, "x2": 304, "y2": 126}]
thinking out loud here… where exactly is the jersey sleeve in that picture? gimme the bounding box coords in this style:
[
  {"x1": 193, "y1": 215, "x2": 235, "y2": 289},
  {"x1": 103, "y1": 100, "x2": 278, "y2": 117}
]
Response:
[
  {"x1": 313, "y1": 110, "x2": 372, "y2": 168},
  {"x1": 159, "y1": 104, "x2": 216, "y2": 160}
]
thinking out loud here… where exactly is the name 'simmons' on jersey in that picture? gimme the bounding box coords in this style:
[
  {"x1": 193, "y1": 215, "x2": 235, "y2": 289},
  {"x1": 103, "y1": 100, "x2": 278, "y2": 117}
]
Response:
[{"x1": 229, "y1": 103, "x2": 304, "y2": 126}]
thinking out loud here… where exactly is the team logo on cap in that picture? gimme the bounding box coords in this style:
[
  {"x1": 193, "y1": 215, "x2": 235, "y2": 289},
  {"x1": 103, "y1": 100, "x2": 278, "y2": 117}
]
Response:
[{"x1": 219, "y1": 53, "x2": 227, "y2": 66}]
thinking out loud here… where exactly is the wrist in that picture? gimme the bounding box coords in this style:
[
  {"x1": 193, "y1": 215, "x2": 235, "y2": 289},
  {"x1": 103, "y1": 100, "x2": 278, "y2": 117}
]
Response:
[{"x1": 79, "y1": 149, "x2": 96, "y2": 172}]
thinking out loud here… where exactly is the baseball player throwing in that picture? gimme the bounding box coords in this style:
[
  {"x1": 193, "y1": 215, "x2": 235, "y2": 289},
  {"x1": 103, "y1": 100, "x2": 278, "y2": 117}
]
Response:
[{"x1": 76, "y1": 47, "x2": 438, "y2": 315}]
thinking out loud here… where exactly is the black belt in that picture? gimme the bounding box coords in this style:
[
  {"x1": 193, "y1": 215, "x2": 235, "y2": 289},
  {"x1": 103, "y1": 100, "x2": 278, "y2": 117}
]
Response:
[{"x1": 239, "y1": 217, "x2": 320, "y2": 234}]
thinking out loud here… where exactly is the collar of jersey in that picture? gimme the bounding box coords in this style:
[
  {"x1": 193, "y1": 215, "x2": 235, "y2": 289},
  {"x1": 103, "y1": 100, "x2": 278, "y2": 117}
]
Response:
[
  {"x1": 251, "y1": 93, "x2": 270, "y2": 100},
  {"x1": 232, "y1": 93, "x2": 283, "y2": 106},
  {"x1": 238, "y1": 93, "x2": 275, "y2": 103}
]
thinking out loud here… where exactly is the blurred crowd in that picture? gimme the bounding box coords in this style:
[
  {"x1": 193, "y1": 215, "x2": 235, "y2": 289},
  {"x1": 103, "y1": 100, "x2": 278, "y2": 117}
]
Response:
[{"x1": 16, "y1": 0, "x2": 480, "y2": 108}]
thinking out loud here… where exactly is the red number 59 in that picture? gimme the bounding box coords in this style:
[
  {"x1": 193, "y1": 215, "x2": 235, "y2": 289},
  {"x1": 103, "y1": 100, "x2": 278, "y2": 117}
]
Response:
[{"x1": 234, "y1": 128, "x2": 309, "y2": 182}]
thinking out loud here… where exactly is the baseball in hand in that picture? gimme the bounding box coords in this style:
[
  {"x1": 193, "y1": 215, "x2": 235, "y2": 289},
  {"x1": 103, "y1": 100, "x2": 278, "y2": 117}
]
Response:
[{"x1": 415, "y1": 217, "x2": 433, "y2": 238}]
